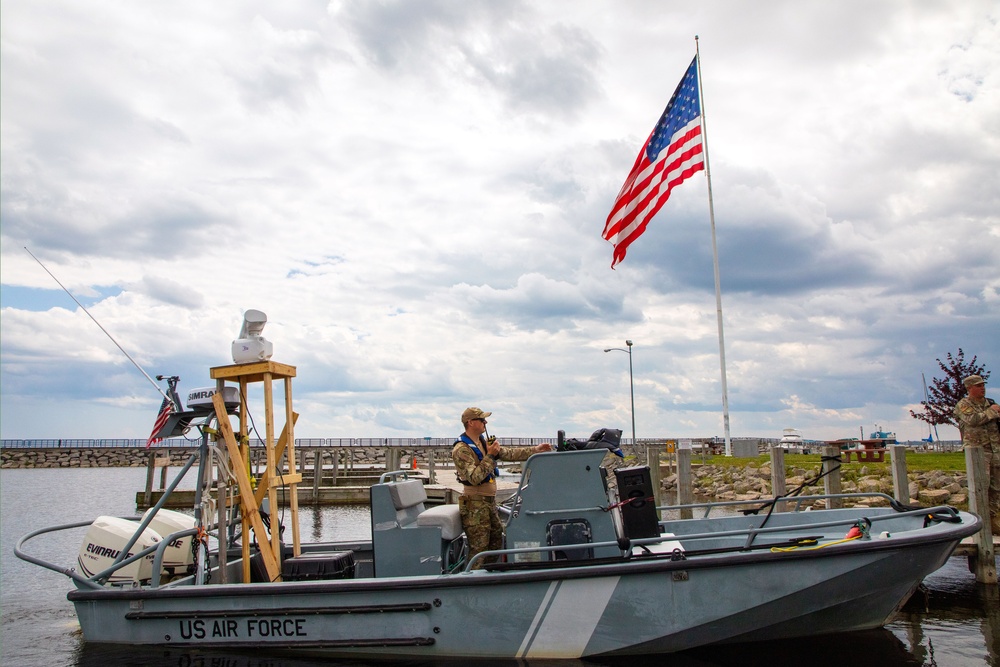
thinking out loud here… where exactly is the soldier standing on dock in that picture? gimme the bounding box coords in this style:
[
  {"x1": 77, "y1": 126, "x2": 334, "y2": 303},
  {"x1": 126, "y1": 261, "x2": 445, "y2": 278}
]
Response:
[{"x1": 954, "y1": 374, "x2": 1000, "y2": 533}]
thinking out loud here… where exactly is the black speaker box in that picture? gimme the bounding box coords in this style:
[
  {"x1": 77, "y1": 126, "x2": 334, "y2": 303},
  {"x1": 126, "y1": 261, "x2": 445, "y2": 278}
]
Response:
[{"x1": 614, "y1": 465, "x2": 660, "y2": 539}]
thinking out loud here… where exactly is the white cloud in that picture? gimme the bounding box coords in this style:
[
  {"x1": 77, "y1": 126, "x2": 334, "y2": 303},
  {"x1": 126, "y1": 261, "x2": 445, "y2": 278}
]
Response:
[{"x1": 2, "y1": 0, "x2": 999, "y2": 444}]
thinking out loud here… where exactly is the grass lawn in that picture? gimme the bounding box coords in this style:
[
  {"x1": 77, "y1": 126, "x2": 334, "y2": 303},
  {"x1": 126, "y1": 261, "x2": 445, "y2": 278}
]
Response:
[{"x1": 694, "y1": 451, "x2": 968, "y2": 473}]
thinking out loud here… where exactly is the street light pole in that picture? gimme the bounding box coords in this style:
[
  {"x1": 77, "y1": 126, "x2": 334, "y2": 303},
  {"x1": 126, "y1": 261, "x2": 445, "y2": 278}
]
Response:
[{"x1": 604, "y1": 340, "x2": 636, "y2": 446}]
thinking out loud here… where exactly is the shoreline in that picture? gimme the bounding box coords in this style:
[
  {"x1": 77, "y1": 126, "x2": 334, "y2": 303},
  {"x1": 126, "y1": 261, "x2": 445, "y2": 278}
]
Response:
[
  {"x1": 2, "y1": 446, "x2": 971, "y2": 511},
  {"x1": 664, "y1": 460, "x2": 969, "y2": 511}
]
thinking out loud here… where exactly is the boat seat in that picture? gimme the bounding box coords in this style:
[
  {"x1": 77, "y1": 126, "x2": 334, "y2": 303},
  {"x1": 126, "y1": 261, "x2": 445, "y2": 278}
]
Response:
[
  {"x1": 417, "y1": 504, "x2": 463, "y2": 541},
  {"x1": 371, "y1": 478, "x2": 466, "y2": 577},
  {"x1": 388, "y1": 479, "x2": 429, "y2": 511},
  {"x1": 389, "y1": 480, "x2": 462, "y2": 542}
]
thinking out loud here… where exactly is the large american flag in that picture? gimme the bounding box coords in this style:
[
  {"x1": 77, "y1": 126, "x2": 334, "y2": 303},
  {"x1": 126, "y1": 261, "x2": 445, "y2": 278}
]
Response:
[
  {"x1": 603, "y1": 56, "x2": 704, "y2": 268},
  {"x1": 145, "y1": 395, "x2": 174, "y2": 448}
]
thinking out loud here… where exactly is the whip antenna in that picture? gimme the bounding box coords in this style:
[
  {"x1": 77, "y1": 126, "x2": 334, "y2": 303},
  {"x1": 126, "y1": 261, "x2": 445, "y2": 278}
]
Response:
[{"x1": 23, "y1": 246, "x2": 171, "y2": 403}]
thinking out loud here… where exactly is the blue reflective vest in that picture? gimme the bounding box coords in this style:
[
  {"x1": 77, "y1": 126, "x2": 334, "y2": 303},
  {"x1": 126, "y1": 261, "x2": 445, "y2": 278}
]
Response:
[{"x1": 457, "y1": 434, "x2": 495, "y2": 483}]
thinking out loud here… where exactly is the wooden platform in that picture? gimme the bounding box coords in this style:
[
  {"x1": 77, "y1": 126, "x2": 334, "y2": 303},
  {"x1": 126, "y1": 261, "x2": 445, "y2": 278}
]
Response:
[
  {"x1": 136, "y1": 480, "x2": 459, "y2": 510},
  {"x1": 955, "y1": 536, "x2": 1000, "y2": 558}
]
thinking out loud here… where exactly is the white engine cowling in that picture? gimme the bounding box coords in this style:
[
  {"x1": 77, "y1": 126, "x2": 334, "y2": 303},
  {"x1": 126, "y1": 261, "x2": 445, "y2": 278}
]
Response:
[
  {"x1": 77, "y1": 516, "x2": 161, "y2": 584},
  {"x1": 142, "y1": 508, "x2": 197, "y2": 572}
]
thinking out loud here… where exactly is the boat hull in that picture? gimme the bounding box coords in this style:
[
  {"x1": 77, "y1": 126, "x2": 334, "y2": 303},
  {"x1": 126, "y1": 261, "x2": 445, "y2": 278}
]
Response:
[
  {"x1": 68, "y1": 535, "x2": 962, "y2": 659},
  {"x1": 20, "y1": 449, "x2": 976, "y2": 659}
]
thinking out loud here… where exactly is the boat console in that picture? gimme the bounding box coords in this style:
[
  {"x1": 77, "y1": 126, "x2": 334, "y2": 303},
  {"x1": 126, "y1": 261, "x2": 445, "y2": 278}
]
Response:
[{"x1": 504, "y1": 449, "x2": 623, "y2": 564}]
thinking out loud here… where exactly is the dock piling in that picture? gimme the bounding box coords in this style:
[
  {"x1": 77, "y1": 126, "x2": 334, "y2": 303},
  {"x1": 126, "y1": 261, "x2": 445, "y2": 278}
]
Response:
[
  {"x1": 311, "y1": 449, "x2": 322, "y2": 504},
  {"x1": 966, "y1": 445, "x2": 997, "y2": 584},
  {"x1": 822, "y1": 446, "x2": 843, "y2": 509},
  {"x1": 646, "y1": 443, "x2": 664, "y2": 515},
  {"x1": 677, "y1": 447, "x2": 693, "y2": 519},
  {"x1": 890, "y1": 445, "x2": 910, "y2": 503},
  {"x1": 769, "y1": 445, "x2": 787, "y2": 512}
]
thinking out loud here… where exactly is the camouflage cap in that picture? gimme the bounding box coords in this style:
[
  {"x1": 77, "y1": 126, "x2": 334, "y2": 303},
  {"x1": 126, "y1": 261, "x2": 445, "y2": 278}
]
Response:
[
  {"x1": 963, "y1": 375, "x2": 986, "y2": 387},
  {"x1": 461, "y1": 407, "x2": 492, "y2": 424}
]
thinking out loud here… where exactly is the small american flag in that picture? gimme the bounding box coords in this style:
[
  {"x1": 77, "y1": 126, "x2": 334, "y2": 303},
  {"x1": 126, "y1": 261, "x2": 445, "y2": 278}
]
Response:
[
  {"x1": 145, "y1": 396, "x2": 174, "y2": 448},
  {"x1": 603, "y1": 56, "x2": 704, "y2": 268}
]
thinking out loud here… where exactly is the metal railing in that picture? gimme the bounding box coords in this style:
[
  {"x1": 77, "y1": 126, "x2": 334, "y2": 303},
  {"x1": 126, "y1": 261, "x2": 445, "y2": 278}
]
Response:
[
  {"x1": 1, "y1": 436, "x2": 556, "y2": 449},
  {"x1": 2, "y1": 437, "x2": 961, "y2": 451}
]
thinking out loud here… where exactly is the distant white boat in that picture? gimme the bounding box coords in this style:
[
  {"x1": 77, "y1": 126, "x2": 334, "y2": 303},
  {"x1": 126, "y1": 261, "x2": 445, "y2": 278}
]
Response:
[
  {"x1": 780, "y1": 428, "x2": 803, "y2": 444},
  {"x1": 868, "y1": 425, "x2": 898, "y2": 444}
]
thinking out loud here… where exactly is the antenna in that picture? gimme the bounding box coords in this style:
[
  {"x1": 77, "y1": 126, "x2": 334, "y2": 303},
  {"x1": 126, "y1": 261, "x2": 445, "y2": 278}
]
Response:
[{"x1": 23, "y1": 247, "x2": 172, "y2": 403}]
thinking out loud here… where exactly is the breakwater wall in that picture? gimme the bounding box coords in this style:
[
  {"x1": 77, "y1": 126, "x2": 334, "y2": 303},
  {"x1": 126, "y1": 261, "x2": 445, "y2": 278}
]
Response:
[
  {"x1": 0, "y1": 446, "x2": 437, "y2": 469},
  {"x1": 0, "y1": 444, "x2": 644, "y2": 470},
  {"x1": 1, "y1": 447, "x2": 196, "y2": 469}
]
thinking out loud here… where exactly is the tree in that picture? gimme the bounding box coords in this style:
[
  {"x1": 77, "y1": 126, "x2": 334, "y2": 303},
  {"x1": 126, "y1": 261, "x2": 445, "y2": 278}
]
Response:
[{"x1": 911, "y1": 348, "x2": 991, "y2": 431}]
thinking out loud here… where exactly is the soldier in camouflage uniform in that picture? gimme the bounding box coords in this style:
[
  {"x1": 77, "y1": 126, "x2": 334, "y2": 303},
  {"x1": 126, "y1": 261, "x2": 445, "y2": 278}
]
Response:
[
  {"x1": 954, "y1": 375, "x2": 1000, "y2": 533},
  {"x1": 452, "y1": 407, "x2": 552, "y2": 569}
]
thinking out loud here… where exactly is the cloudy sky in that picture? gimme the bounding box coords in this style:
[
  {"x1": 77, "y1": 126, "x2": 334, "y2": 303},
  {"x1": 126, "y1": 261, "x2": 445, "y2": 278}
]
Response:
[{"x1": 2, "y1": 1, "x2": 998, "y2": 445}]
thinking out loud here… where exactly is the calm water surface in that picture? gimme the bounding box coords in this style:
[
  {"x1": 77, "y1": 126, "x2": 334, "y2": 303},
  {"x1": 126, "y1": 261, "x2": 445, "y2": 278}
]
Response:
[{"x1": 2, "y1": 467, "x2": 998, "y2": 666}]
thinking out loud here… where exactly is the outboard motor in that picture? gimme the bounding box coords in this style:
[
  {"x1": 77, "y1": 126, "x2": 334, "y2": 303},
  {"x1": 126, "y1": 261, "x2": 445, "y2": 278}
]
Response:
[
  {"x1": 77, "y1": 516, "x2": 161, "y2": 584},
  {"x1": 77, "y1": 510, "x2": 199, "y2": 584},
  {"x1": 142, "y1": 508, "x2": 197, "y2": 575}
]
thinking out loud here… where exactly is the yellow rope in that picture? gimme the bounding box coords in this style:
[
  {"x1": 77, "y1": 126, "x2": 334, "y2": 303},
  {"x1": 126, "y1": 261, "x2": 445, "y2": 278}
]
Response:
[{"x1": 771, "y1": 535, "x2": 861, "y2": 552}]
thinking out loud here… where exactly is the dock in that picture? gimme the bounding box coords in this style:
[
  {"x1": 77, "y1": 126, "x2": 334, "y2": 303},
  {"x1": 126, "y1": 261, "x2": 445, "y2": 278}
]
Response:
[
  {"x1": 137, "y1": 450, "x2": 481, "y2": 510},
  {"x1": 955, "y1": 537, "x2": 1000, "y2": 559},
  {"x1": 136, "y1": 477, "x2": 460, "y2": 510}
]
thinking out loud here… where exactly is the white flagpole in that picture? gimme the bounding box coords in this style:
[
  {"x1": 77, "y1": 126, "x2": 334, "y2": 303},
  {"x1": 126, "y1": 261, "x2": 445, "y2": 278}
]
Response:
[{"x1": 694, "y1": 36, "x2": 733, "y2": 456}]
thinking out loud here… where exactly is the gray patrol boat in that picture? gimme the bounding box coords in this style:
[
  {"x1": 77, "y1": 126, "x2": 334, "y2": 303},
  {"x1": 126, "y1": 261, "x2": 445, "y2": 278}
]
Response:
[{"x1": 17, "y1": 426, "x2": 980, "y2": 659}]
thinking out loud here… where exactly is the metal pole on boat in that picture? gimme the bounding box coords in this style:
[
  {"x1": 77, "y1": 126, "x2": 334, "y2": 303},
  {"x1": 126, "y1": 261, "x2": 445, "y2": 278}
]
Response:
[
  {"x1": 694, "y1": 37, "x2": 732, "y2": 457},
  {"x1": 192, "y1": 426, "x2": 211, "y2": 585},
  {"x1": 23, "y1": 246, "x2": 173, "y2": 405},
  {"x1": 103, "y1": 452, "x2": 199, "y2": 582}
]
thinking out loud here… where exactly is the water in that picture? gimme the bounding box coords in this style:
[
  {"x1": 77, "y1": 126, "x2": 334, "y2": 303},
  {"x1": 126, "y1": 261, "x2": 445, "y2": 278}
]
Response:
[{"x1": 2, "y1": 467, "x2": 998, "y2": 666}]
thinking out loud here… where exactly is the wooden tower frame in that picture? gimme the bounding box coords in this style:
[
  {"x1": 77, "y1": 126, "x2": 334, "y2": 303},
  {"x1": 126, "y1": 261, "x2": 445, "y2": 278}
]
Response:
[{"x1": 210, "y1": 361, "x2": 301, "y2": 583}]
